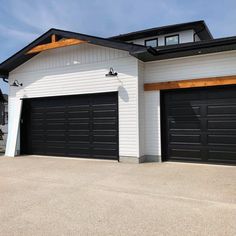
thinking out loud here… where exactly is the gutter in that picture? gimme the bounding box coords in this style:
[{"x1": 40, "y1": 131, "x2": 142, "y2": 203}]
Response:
[{"x1": 150, "y1": 37, "x2": 236, "y2": 55}]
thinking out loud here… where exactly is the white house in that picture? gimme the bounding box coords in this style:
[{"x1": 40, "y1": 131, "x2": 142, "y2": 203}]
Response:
[{"x1": 1, "y1": 20, "x2": 236, "y2": 164}]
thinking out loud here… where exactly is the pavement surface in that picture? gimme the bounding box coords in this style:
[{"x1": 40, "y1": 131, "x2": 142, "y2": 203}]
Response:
[{"x1": 0, "y1": 155, "x2": 235, "y2": 236}]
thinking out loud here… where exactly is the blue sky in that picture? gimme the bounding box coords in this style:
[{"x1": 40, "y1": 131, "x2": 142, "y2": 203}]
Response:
[{"x1": 0, "y1": 0, "x2": 236, "y2": 93}]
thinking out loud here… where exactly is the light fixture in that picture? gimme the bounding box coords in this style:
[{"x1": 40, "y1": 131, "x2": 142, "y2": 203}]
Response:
[
  {"x1": 106, "y1": 67, "x2": 118, "y2": 77},
  {"x1": 10, "y1": 80, "x2": 23, "y2": 87}
]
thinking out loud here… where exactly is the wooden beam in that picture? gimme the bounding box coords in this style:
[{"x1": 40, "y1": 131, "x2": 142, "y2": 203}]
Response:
[
  {"x1": 26, "y1": 38, "x2": 87, "y2": 54},
  {"x1": 144, "y1": 75, "x2": 236, "y2": 91},
  {"x1": 51, "y1": 34, "x2": 56, "y2": 43}
]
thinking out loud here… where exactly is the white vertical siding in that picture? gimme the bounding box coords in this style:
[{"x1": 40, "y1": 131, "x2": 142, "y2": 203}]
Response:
[
  {"x1": 138, "y1": 61, "x2": 145, "y2": 157},
  {"x1": 144, "y1": 91, "x2": 161, "y2": 156},
  {"x1": 12, "y1": 43, "x2": 129, "y2": 74},
  {"x1": 8, "y1": 44, "x2": 140, "y2": 158},
  {"x1": 5, "y1": 98, "x2": 22, "y2": 156},
  {"x1": 144, "y1": 50, "x2": 236, "y2": 83}
]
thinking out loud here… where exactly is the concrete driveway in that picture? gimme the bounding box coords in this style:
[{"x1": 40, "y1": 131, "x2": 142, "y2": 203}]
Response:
[{"x1": 0, "y1": 156, "x2": 235, "y2": 236}]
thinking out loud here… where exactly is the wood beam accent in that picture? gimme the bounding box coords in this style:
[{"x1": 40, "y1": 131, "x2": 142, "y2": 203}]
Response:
[
  {"x1": 144, "y1": 75, "x2": 236, "y2": 91},
  {"x1": 51, "y1": 34, "x2": 56, "y2": 43},
  {"x1": 26, "y1": 38, "x2": 87, "y2": 54}
]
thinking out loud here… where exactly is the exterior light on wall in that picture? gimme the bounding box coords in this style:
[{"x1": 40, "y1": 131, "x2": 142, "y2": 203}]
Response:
[
  {"x1": 106, "y1": 67, "x2": 118, "y2": 77},
  {"x1": 10, "y1": 80, "x2": 23, "y2": 87}
]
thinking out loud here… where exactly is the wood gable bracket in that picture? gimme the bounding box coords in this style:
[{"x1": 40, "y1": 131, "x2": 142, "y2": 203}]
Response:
[{"x1": 26, "y1": 34, "x2": 87, "y2": 54}]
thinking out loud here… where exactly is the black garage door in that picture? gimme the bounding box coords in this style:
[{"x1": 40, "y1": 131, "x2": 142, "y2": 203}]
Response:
[
  {"x1": 21, "y1": 92, "x2": 118, "y2": 160},
  {"x1": 162, "y1": 86, "x2": 236, "y2": 164}
]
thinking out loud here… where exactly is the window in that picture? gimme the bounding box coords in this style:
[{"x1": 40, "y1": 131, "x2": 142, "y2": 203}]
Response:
[
  {"x1": 145, "y1": 38, "x2": 158, "y2": 47},
  {"x1": 165, "y1": 35, "x2": 179, "y2": 46}
]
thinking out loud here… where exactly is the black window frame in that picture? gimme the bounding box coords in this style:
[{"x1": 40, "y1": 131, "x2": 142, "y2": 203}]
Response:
[
  {"x1": 165, "y1": 34, "x2": 179, "y2": 46},
  {"x1": 145, "y1": 38, "x2": 158, "y2": 47}
]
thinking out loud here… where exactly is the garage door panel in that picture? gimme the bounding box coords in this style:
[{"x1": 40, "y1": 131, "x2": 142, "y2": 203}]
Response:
[
  {"x1": 31, "y1": 114, "x2": 44, "y2": 119},
  {"x1": 207, "y1": 105, "x2": 236, "y2": 116},
  {"x1": 46, "y1": 123, "x2": 66, "y2": 130},
  {"x1": 169, "y1": 120, "x2": 201, "y2": 130},
  {"x1": 31, "y1": 136, "x2": 44, "y2": 142},
  {"x1": 163, "y1": 86, "x2": 236, "y2": 164},
  {"x1": 45, "y1": 135, "x2": 66, "y2": 142},
  {"x1": 21, "y1": 92, "x2": 118, "y2": 160},
  {"x1": 68, "y1": 111, "x2": 90, "y2": 118},
  {"x1": 208, "y1": 135, "x2": 236, "y2": 145},
  {"x1": 68, "y1": 122, "x2": 90, "y2": 130},
  {"x1": 92, "y1": 148, "x2": 118, "y2": 159},
  {"x1": 169, "y1": 148, "x2": 202, "y2": 160},
  {"x1": 168, "y1": 91, "x2": 203, "y2": 101},
  {"x1": 67, "y1": 152, "x2": 90, "y2": 158},
  {"x1": 92, "y1": 109, "x2": 117, "y2": 118},
  {"x1": 169, "y1": 134, "x2": 201, "y2": 144},
  {"x1": 31, "y1": 124, "x2": 44, "y2": 130},
  {"x1": 207, "y1": 120, "x2": 236, "y2": 130},
  {"x1": 93, "y1": 134, "x2": 117, "y2": 142},
  {"x1": 68, "y1": 135, "x2": 90, "y2": 142},
  {"x1": 169, "y1": 106, "x2": 201, "y2": 117},
  {"x1": 31, "y1": 139, "x2": 44, "y2": 145},
  {"x1": 93, "y1": 130, "x2": 117, "y2": 137},
  {"x1": 207, "y1": 87, "x2": 236, "y2": 99},
  {"x1": 93, "y1": 121, "x2": 117, "y2": 130},
  {"x1": 208, "y1": 149, "x2": 236, "y2": 162},
  {"x1": 92, "y1": 103, "x2": 117, "y2": 109},
  {"x1": 45, "y1": 113, "x2": 66, "y2": 119}
]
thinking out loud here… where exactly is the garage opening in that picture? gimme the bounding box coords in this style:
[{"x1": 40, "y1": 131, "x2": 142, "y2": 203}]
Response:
[
  {"x1": 161, "y1": 85, "x2": 236, "y2": 165},
  {"x1": 20, "y1": 92, "x2": 119, "y2": 160}
]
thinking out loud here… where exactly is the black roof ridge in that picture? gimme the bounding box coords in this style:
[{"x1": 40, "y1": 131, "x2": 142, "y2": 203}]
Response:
[
  {"x1": 109, "y1": 20, "x2": 203, "y2": 38},
  {"x1": 109, "y1": 20, "x2": 213, "y2": 41}
]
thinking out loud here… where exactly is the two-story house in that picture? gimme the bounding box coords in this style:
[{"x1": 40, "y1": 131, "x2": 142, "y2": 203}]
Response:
[{"x1": 0, "y1": 20, "x2": 236, "y2": 164}]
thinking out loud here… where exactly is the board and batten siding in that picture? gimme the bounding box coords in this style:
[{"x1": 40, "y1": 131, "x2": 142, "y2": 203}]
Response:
[
  {"x1": 6, "y1": 43, "x2": 141, "y2": 160},
  {"x1": 143, "y1": 50, "x2": 236, "y2": 159}
]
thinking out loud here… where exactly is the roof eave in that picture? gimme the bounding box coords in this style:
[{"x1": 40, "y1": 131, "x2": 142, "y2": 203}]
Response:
[{"x1": 133, "y1": 39, "x2": 236, "y2": 62}]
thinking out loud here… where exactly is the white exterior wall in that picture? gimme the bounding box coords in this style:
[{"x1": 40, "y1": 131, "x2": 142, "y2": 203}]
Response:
[
  {"x1": 130, "y1": 30, "x2": 195, "y2": 46},
  {"x1": 144, "y1": 91, "x2": 161, "y2": 157},
  {"x1": 145, "y1": 50, "x2": 236, "y2": 83},
  {"x1": 143, "y1": 50, "x2": 236, "y2": 158},
  {"x1": 6, "y1": 43, "x2": 141, "y2": 160},
  {"x1": 138, "y1": 61, "x2": 145, "y2": 157}
]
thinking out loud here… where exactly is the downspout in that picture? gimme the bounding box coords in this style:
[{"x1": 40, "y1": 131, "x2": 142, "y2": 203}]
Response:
[{"x1": 0, "y1": 74, "x2": 8, "y2": 137}]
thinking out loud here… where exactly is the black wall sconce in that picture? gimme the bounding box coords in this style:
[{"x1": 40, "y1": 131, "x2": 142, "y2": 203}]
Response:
[
  {"x1": 106, "y1": 67, "x2": 118, "y2": 77},
  {"x1": 10, "y1": 80, "x2": 23, "y2": 87}
]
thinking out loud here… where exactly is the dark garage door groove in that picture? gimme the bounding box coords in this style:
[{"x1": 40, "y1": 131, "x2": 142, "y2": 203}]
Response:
[
  {"x1": 162, "y1": 86, "x2": 236, "y2": 164},
  {"x1": 21, "y1": 92, "x2": 119, "y2": 160}
]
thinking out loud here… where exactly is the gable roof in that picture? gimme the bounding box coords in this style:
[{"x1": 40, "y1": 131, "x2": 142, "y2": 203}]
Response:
[
  {"x1": 109, "y1": 21, "x2": 213, "y2": 41},
  {"x1": 2, "y1": 22, "x2": 236, "y2": 77},
  {"x1": 0, "y1": 28, "x2": 150, "y2": 76}
]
